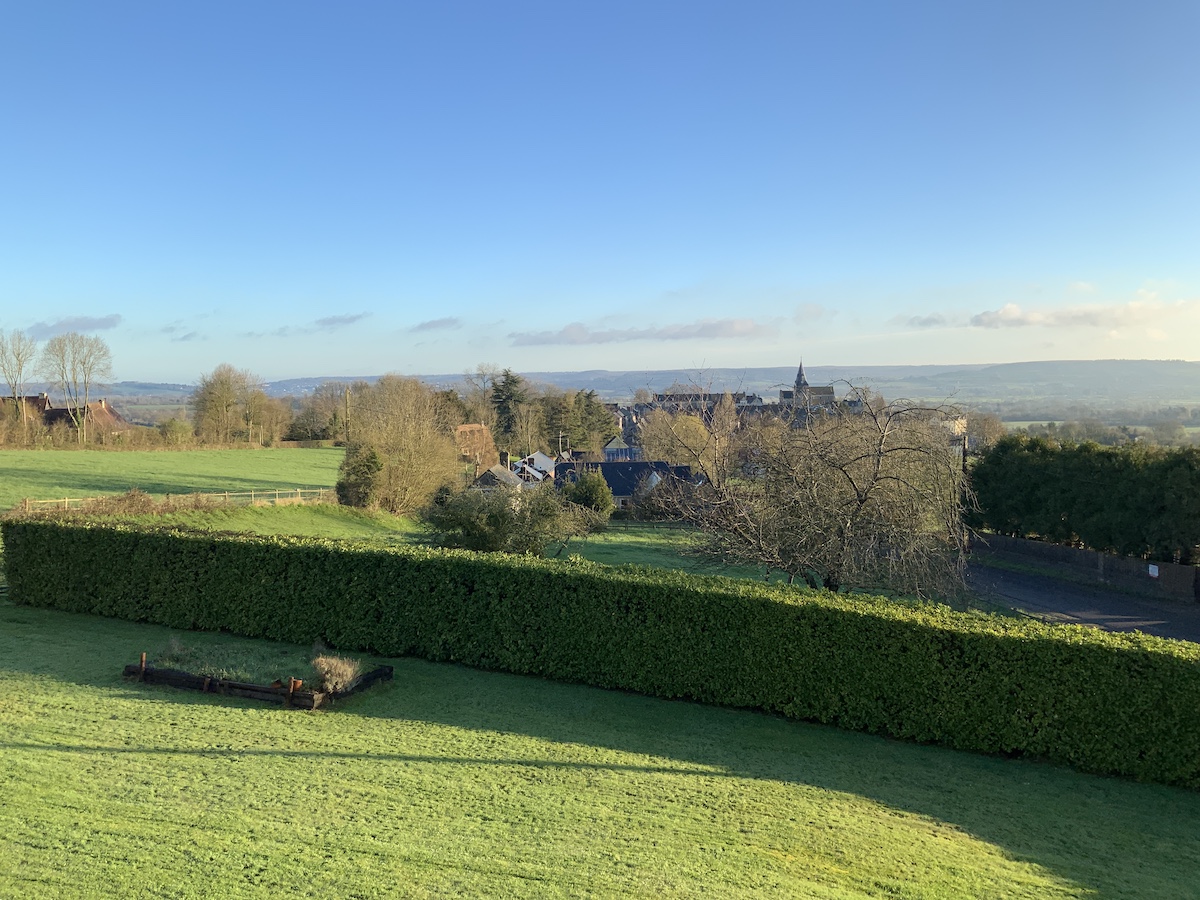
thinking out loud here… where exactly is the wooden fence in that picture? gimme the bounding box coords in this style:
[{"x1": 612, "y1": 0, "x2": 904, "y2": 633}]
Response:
[
  {"x1": 123, "y1": 654, "x2": 394, "y2": 710},
  {"x1": 20, "y1": 487, "x2": 336, "y2": 513},
  {"x1": 973, "y1": 533, "x2": 1200, "y2": 603}
]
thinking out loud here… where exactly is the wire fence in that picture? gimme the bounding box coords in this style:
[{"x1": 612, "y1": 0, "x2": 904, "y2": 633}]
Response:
[
  {"x1": 604, "y1": 518, "x2": 692, "y2": 530},
  {"x1": 20, "y1": 488, "x2": 336, "y2": 512}
]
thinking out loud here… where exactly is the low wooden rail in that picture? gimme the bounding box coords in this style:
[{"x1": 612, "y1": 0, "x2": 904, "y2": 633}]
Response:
[
  {"x1": 123, "y1": 655, "x2": 393, "y2": 710},
  {"x1": 22, "y1": 487, "x2": 335, "y2": 512}
]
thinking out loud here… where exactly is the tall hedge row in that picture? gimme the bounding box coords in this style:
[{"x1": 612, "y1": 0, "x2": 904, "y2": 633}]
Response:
[
  {"x1": 971, "y1": 436, "x2": 1200, "y2": 563},
  {"x1": 4, "y1": 519, "x2": 1199, "y2": 788}
]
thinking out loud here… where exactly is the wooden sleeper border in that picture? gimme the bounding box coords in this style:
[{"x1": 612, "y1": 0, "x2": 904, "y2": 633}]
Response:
[{"x1": 123, "y1": 652, "x2": 394, "y2": 709}]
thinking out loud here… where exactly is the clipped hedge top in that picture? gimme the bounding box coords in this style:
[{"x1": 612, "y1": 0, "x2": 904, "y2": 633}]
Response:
[{"x1": 7, "y1": 518, "x2": 1196, "y2": 664}]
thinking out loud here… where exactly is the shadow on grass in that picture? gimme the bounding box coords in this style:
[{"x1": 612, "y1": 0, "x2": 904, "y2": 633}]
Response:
[
  {"x1": 11, "y1": 472, "x2": 328, "y2": 499},
  {"x1": 0, "y1": 741, "x2": 739, "y2": 781},
  {"x1": 5, "y1": 601, "x2": 1200, "y2": 897}
]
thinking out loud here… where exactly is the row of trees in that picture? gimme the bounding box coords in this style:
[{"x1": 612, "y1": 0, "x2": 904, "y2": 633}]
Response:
[
  {"x1": 267, "y1": 366, "x2": 616, "y2": 459},
  {"x1": 0, "y1": 329, "x2": 114, "y2": 444},
  {"x1": 971, "y1": 435, "x2": 1200, "y2": 563},
  {"x1": 445, "y1": 366, "x2": 618, "y2": 458},
  {"x1": 187, "y1": 364, "x2": 293, "y2": 445}
]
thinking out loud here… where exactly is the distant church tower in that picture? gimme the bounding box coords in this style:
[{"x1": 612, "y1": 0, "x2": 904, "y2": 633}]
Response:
[{"x1": 794, "y1": 362, "x2": 809, "y2": 392}]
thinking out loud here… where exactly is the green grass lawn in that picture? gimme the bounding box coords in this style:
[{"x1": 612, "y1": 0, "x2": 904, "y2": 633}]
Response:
[
  {"x1": 567, "y1": 522, "x2": 779, "y2": 581},
  {"x1": 121, "y1": 503, "x2": 422, "y2": 543},
  {"x1": 0, "y1": 447, "x2": 345, "y2": 512},
  {"x1": 2, "y1": 600, "x2": 1199, "y2": 898}
]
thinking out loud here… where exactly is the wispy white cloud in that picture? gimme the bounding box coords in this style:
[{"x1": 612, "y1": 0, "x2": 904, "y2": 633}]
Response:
[
  {"x1": 243, "y1": 312, "x2": 371, "y2": 339},
  {"x1": 315, "y1": 313, "x2": 370, "y2": 330},
  {"x1": 889, "y1": 288, "x2": 1200, "y2": 342},
  {"x1": 509, "y1": 318, "x2": 773, "y2": 346},
  {"x1": 967, "y1": 295, "x2": 1194, "y2": 330},
  {"x1": 410, "y1": 317, "x2": 461, "y2": 332},
  {"x1": 793, "y1": 303, "x2": 831, "y2": 324},
  {"x1": 28, "y1": 314, "x2": 123, "y2": 339},
  {"x1": 897, "y1": 314, "x2": 948, "y2": 329},
  {"x1": 162, "y1": 321, "x2": 206, "y2": 340}
]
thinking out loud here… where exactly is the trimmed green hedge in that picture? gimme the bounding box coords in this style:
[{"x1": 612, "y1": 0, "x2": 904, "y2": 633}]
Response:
[
  {"x1": 4, "y1": 519, "x2": 1199, "y2": 788},
  {"x1": 971, "y1": 436, "x2": 1200, "y2": 563}
]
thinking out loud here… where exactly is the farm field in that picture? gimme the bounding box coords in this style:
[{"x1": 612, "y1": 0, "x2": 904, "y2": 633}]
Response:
[
  {"x1": 3, "y1": 601, "x2": 1199, "y2": 898},
  {"x1": 0, "y1": 447, "x2": 345, "y2": 512}
]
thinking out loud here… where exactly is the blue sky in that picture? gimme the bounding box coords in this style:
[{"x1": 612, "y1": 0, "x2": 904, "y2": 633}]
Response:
[{"x1": 2, "y1": 1, "x2": 1198, "y2": 383}]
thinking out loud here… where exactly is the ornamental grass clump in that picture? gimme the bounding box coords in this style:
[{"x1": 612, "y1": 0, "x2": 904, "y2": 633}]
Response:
[{"x1": 312, "y1": 653, "x2": 362, "y2": 693}]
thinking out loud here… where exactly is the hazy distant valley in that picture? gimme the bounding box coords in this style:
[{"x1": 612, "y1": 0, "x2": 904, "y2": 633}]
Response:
[{"x1": 94, "y1": 359, "x2": 1200, "y2": 426}]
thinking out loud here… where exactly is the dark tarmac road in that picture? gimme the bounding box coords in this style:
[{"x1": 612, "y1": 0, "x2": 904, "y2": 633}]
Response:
[{"x1": 967, "y1": 563, "x2": 1200, "y2": 644}]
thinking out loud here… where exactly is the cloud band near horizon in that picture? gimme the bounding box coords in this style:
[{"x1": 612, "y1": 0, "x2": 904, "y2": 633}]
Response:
[
  {"x1": 510, "y1": 318, "x2": 772, "y2": 346},
  {"x1": 27, "y1": 314, "x2": 123, "y2": 340}
]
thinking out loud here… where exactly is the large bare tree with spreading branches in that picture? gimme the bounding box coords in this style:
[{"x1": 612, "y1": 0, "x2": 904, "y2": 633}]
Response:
[
  {"x1": 650, "y1": 386, "x2": 969, "y2": 599},
  {"x1": 189, "y1": 364, "x2": 261, "y2": 444},
  {"x1": 39, "y1": 331, "x2": 114, "y2": 444}
]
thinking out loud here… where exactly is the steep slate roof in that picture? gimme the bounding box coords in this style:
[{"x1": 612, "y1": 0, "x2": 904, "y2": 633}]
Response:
[
  {"x1": 472, "y1": 464, "x2": 525, "y2": 488},
  {"x1": 0, "y1": 394, "x2": 53, "y2": 416},
  {"x1": 42, "y1": 398, "x2": 131, "y2": 431},
  {"x1": 519, "y1": 451, "x2": 557, "y2": 475},
  {"x1": 555, "y1": 460, "x2": 696, "y2": 499}
]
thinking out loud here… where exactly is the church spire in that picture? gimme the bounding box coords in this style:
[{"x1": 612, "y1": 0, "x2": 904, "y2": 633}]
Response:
[{"x1": 795, "y1": 361, "x2": 809, "y2": 391}]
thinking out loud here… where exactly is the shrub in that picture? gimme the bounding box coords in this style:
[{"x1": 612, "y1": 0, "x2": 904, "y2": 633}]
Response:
[
  {"x1": 562, "y1": 470, "x2": 615, "y2": 517},
  {"x1": 336, "y1": 443, "x2": 383, "y2": 508},
  {"x1": 422, "y1": 483, "x2": 601, "y2": 556}
]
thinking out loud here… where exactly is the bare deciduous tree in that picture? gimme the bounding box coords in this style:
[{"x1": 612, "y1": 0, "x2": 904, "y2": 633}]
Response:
[
  {"x1": 639, "y1": 408, "x2": 717, "y2": 466},
  {"x1": 0, "y1": 328, "x2": 38, "y2": 433},
  {"x1": 657, "y1": 387, "x2": 969, "y2": 599},
  {"x1": 343, "y1": 374, "x2": 462, "y2": 514},
  {"x1": 512, "y1": 401, "x2": 544, "y2": 458},
  {"x1": 460, "y1": 364, "x2": 501, "y2": 433},
  {"x1": 966, "y1": 412, "x2": 1008, "y2": 451},
  {"x1": 190, "y1": 364, "x2": 255, "y2": 443},
  {"x1": 39, "y1": 332, "x2": 114, "y2": 444}
]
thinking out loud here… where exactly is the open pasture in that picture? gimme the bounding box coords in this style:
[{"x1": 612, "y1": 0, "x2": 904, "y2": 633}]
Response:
[
  {"x1": 0, "y1": 448, "x2": 345, "y2": 512},
  {"x1": 3, "y1": 600, "x2": 1199, "y2": 899}
]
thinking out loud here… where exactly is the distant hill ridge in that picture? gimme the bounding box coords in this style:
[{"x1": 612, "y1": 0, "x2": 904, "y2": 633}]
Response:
[{"x1": 93, "y1": 359, "x2": 1200, "y2": 407}]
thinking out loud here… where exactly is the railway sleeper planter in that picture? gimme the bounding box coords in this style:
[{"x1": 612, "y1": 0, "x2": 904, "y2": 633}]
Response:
[{"x1": 122, "y1": 653, "x2": 394, "y2": 710}]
